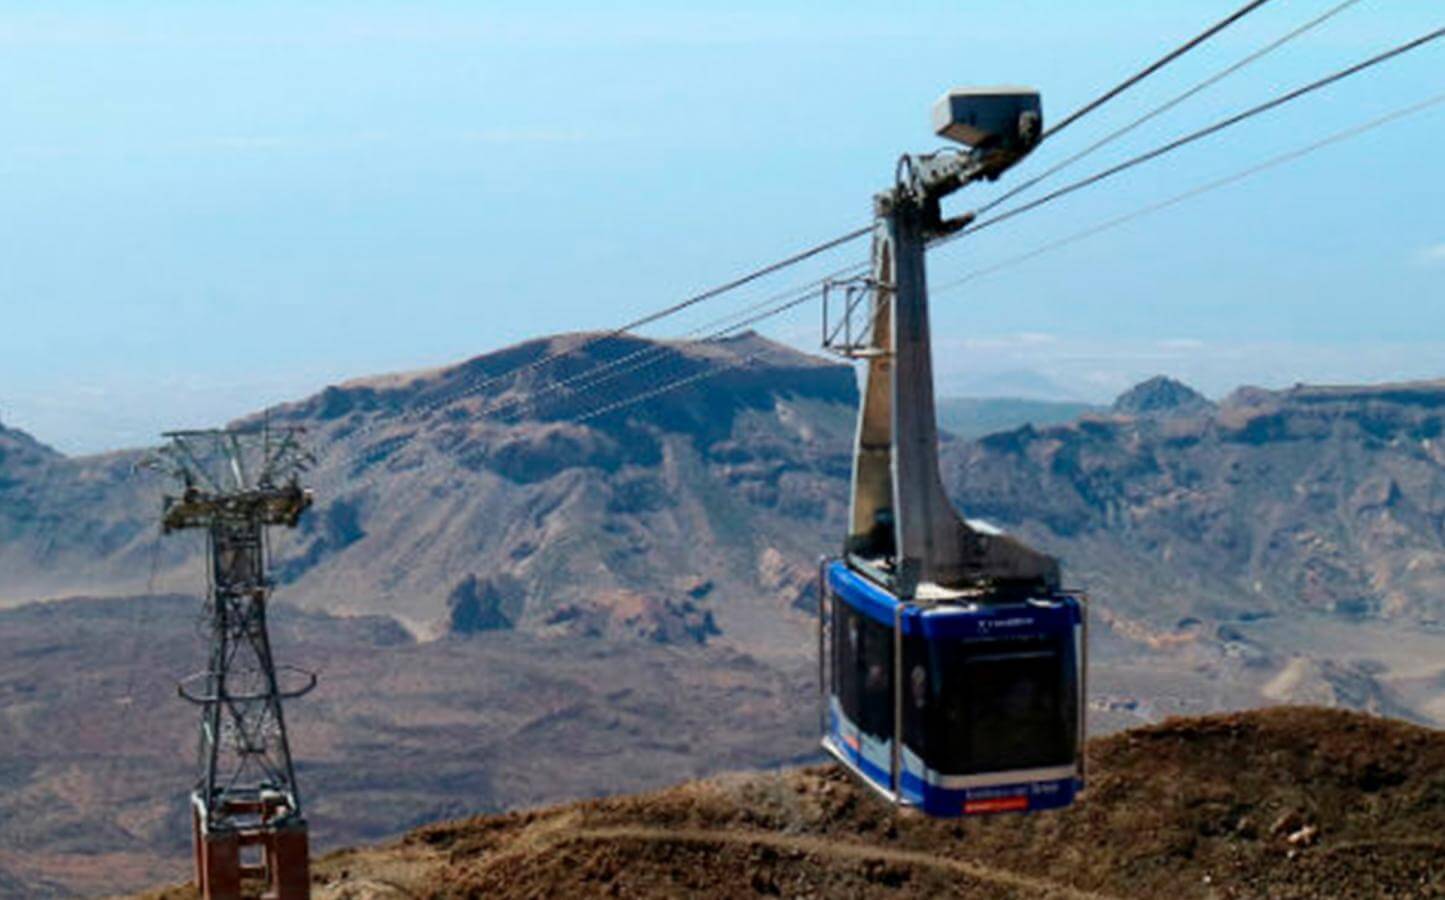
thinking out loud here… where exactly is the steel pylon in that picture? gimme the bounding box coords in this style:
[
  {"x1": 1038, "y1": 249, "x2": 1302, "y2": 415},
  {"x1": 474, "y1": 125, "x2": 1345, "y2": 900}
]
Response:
[{"x1": 145, "y1": 427, "x2": 316, "y2": 900}]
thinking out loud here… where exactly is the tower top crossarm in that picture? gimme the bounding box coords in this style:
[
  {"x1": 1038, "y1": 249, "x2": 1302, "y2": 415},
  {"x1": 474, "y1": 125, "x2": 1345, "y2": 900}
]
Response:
[
  {"x1": 887, "y1": 87, "x2": 1042, "y2": 228},
  {"x1": 142, "y1": 426, "x2": 314, "y2": 533}
]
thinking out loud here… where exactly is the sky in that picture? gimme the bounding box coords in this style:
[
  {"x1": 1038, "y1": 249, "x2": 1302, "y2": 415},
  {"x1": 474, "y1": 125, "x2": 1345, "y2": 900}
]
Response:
[{"x1": 1, "y1": 1, "x2": 1442, "y2": 453}]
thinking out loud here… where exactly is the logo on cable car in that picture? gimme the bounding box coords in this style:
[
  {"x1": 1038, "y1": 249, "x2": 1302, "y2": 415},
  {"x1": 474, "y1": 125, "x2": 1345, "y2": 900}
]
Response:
[{"x1": 977, "y1": 616, "x2": 1035, "y2": 631}]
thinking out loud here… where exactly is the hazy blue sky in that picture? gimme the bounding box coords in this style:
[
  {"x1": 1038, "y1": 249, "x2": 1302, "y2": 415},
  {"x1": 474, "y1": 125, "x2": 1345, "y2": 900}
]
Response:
[{"x1": 2, "y1": 1, "x2": 1441, "y2": 452}]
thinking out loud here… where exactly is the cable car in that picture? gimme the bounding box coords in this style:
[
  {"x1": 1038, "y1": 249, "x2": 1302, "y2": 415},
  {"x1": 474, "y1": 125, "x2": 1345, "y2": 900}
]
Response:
[
  {"x1": 817, "y1": 86, "x2": 1086, "y2": 817},
  {"x1": 819, "y1": 561, "x2": 1086, "y2": 817}
]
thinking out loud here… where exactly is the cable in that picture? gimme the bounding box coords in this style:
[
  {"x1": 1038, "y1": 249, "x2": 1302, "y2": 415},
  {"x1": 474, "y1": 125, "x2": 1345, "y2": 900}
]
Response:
[
  {"x1": 305, "y1": 19, "x2": 1445, "y2": 486},
  {"x1": 307, "y1": 262, "x2": 868, "y2": 482},
  {"x1": 260, "y1": 2, "x2": 1285, "y2": 465},
  {"x1": 569, "y1": 88, "x2": 1445, "y2": 431},
  {"x1": 574, "y1": 353, "x2": 764, "y2": 424},
  {"x1": 405, "y1": 226, "x2": 869, "y2": 412},
  {"x1": 947, "y1": 24, "x2": 1445, "y2": 244},
  {"x1": 1041, "y1": 0, "x2": 1274, "y2": 141},
  {"x1": 934, "y1": 89, "x2": 1445, "y2": 294},
  {"x1": 495, "y1": 265, "x2": 862, "y2": 422},
  {"x1": 311, "y1": 84, "x2": 1442, "y2": 488},
  {"x1": 977, "y1": 0, "x2": 1364, "y2": 216},
  {"x1": 298, "y1": 227, "x2": 872, "y2": 475},
  {"x1": 327, "y1": 23, "x2": 1445, "y2": 460},
  {"x1": 310, "y1": 285, "x2": 832, "y2": 493}
]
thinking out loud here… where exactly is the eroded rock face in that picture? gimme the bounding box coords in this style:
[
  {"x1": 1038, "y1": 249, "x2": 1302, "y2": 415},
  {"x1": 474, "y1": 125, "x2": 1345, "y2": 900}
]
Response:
[
  {"x1": 949, "y1": 378, "x2": 1445, "y2": 626},
  {"x1": 448, "y1": 573, "x2": 525, "y2": 634},
  {"x1": 0, "y1": 332, "x2": 857, "y2": 648},
  {"x1": 8, "y1": 346, "x2": 1445, "y2": 654}
]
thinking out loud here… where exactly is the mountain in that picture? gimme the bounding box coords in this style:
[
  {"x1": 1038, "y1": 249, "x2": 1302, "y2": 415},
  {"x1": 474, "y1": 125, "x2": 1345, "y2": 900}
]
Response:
[
  {"x1": 0, "y1": 332, "x2": 855, "y2": 653},
  {"x1": 945, "y1": 378, "x2": 1445, "y2": 730},
  {"x1": 935, "y1": 396, "x2": 1102, "y2": 439},
  {"x1": 950, "y1": 378, "x2": 1445, "y2": 627},
  {"x1": 1111, "y1": 375, "x2": 1214, "y2": 417},
  {"x1": 7, "y1": 340, "x2": 1445, "y2": 894},
  {"x1": 0, "y1": 419, "x2": 154, "y2": 606},
  {"x1": 135, "y1": 707, "x2": 1445, "y2": 899}
]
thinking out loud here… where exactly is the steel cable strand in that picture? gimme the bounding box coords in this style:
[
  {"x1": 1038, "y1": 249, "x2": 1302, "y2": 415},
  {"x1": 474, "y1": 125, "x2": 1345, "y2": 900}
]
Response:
[
  {"x1": 938, "y1": 23, "x2": 1445, "y2": 249},
  {"x1": 309, "y1": 266, "x2": 862, "y2": 485},
  {"x1": 290, "y1": 226, "x2": 875, "y2": 473},
  {"x1": 1041, "y1": 0, "x2": 1275, "y2": 142},
  {"x1": 274, "y1": 1, "x2": 1283, "y2": 473},
  {"x1": 493, "y1": 269, "x2": 859, "y2": 422},
  {"x1": 316, "y1": 290, "x2": 823, "y2": 497},
  {"x1": 976, "y1": 0, "x2": 1366, "y2": 216},
  {"x1": 934, "y1": 89, "x2": 1445, "y2": 297}
]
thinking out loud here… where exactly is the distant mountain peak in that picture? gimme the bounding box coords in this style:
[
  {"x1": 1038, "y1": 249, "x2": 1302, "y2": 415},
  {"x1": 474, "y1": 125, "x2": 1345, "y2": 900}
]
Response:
[
  {"x1": 0, "y1": 419, "x2": 63, "y2": 465},
  {"x1": 1112, "y1": 375, "x2": 1213, "y2": 417}
]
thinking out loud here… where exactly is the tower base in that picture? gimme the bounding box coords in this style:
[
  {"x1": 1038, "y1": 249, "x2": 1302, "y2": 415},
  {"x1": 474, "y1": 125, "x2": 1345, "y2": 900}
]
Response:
[{"x1": 192, "y1": 797, "x2": 310, "y2": 900}]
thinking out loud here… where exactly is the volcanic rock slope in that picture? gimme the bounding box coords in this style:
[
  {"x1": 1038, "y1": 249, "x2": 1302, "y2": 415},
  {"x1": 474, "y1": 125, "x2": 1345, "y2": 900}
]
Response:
[
  {"x1": 0, "y1": 332, "x2": 855, "y2": 655},
  {"x1": 0, "y1": 421, "x2": 154, "y2": 604},
  {"x1": 256, "y1": 331, "x2": 856, "y2": 653},
  {"x1": 951, "y1": 378, "x2": 1445, "y2": 626},
  {"x1": 7, "y1": 340, "x2": 1445, "y2": 895},
  {"x1": 136, "y1": 707, "x2": 1445, "y2": 900},
  {"x1": 4, "y1": 345, "x2": 1445, "y2": 707}
]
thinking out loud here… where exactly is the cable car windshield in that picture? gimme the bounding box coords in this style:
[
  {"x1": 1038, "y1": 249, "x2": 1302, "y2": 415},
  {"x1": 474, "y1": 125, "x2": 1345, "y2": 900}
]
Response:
[{"x1": 922, "y1": 636, "x2": 1076, "y2": 774}]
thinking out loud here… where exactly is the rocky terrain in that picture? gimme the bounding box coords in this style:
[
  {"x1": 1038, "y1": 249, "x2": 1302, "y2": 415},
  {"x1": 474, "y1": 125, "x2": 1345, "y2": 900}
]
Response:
[
  {"x1": 5, "y1": 335, "x2": 1445, "y2": 894},
  {"x1": 0, "y1": 596, "x2": 815, "y2": 897},
  {"x1": 134, "y1": 707, "x2": 1445, "y2": 899},
  {"x1": 0, "y1": 333, "x2": 854, "y2": 657}
]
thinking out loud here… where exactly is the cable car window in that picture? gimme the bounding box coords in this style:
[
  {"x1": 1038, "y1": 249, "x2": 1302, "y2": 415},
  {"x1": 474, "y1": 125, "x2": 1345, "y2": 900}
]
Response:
[
  {"x1": 833, "y1": 602, "x2": 861, "y2": 724},
  {"x1": 858, "y1": 614, "x2": 893, "y2": 739},
  {"x1": 930, "y1": 636, "x2": 1075, "y2": 774},
  {"x1": 902, "y1": 633, "x2": 931, "y2": 758}
]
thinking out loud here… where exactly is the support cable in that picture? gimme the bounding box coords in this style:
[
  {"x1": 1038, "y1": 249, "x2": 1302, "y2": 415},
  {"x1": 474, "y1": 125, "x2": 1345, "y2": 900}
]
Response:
[
  {"x1": 976, "y1": 0, "x2": 1365, "y2": 216},
  {"x1": 319, "y1": 289, "x2": 825, "y2": 493},
  {"x1": 301, "y1": 227, "x2": 872, "y2": 470},
  {"x1": 946, "y1": 23, "x2": 1445, "y2": 245},
  {"x1": 490, "y1": 264, "x2": 864, "y2": 422},
  {"x1": 933, "y1": 88, "x2": 1445, "y2": 296},
  {"x1": 307, "y1": 14, "x2": 1443, "y2": 485},
  {"x1": 288, "y1": 1, "x2": 1278, "y2": 459},
  {"x1": 561, "y1": 88, "x2": 1445, "y2": 428},
  {"x1": 320, "y1": 70, "x2": 1445, "y2": 486},
  {"x1": 1041, "y1": 0, "x2": 1274, "y2": 142},
  {"x1": 416, "y1": 0, "x2": 1334, "y2": 431}
]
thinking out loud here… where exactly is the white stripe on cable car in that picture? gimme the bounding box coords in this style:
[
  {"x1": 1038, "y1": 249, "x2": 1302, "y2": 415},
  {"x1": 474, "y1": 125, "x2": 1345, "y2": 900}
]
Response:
[
  {"x1": 835, "y1": 704, "x2": 1078, "y2": 792},
  {"x1": 919, "y1": 764, "x2": 1079, "y2": 790}
]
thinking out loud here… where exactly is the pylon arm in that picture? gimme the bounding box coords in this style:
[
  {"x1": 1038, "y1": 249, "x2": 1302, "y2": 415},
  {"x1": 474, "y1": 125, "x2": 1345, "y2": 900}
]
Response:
[
  {"x1": 845, "y1": 86, "x2": 1059, "y2": 599},
  {"x1": 161, "y1": 484, "x2": 312, "y2": 533}
]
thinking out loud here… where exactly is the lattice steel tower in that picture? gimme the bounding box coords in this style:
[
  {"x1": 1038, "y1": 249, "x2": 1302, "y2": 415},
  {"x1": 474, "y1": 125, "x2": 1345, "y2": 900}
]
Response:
[{"x1": 146, "y1": 427, "x2": 316, "y2": 900}]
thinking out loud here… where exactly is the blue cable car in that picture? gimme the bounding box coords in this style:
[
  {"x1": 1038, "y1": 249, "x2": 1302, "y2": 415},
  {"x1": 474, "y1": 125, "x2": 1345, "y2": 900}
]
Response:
[
  {"x1": 817, "y1": 86, "x2": 1086, "y2": 817},
  {"x1": 819, "y1": 561, "x2": 1086, "y2": 817}
]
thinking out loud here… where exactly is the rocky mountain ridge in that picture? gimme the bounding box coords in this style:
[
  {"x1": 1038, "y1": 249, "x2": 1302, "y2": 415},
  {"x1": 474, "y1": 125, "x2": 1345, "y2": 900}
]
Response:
[
  {"x1": 951, "y1": 376, "x2": 1445, "y2": 628},
  {"x1": 136, "y1": 707, "x2": 1445, "y2": 899},
  {"x1": 6, "y1": 340, "x2": 1445, "y2": 895}
]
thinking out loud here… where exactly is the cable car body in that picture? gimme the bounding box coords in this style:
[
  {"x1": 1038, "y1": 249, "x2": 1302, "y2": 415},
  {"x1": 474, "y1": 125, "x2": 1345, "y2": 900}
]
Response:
[
  {"x1": 820, "y1": 560, "x2": 1085, "y2": 817},
  {"x1": 817, "y1": 86, "x2": 1086, "y2": 817}
]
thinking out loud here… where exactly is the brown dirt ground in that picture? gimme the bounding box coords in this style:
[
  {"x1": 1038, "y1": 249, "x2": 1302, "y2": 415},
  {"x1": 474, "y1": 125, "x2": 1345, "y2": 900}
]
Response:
[{"x1": 135, "y1": 706, "x2": 1445, "y2": 899}]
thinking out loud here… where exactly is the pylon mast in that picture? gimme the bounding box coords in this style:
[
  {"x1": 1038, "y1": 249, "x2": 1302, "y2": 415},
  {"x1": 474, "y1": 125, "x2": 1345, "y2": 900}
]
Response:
[{"x1": 146, "y1": 426, "x2": 316, "y2": 900}]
